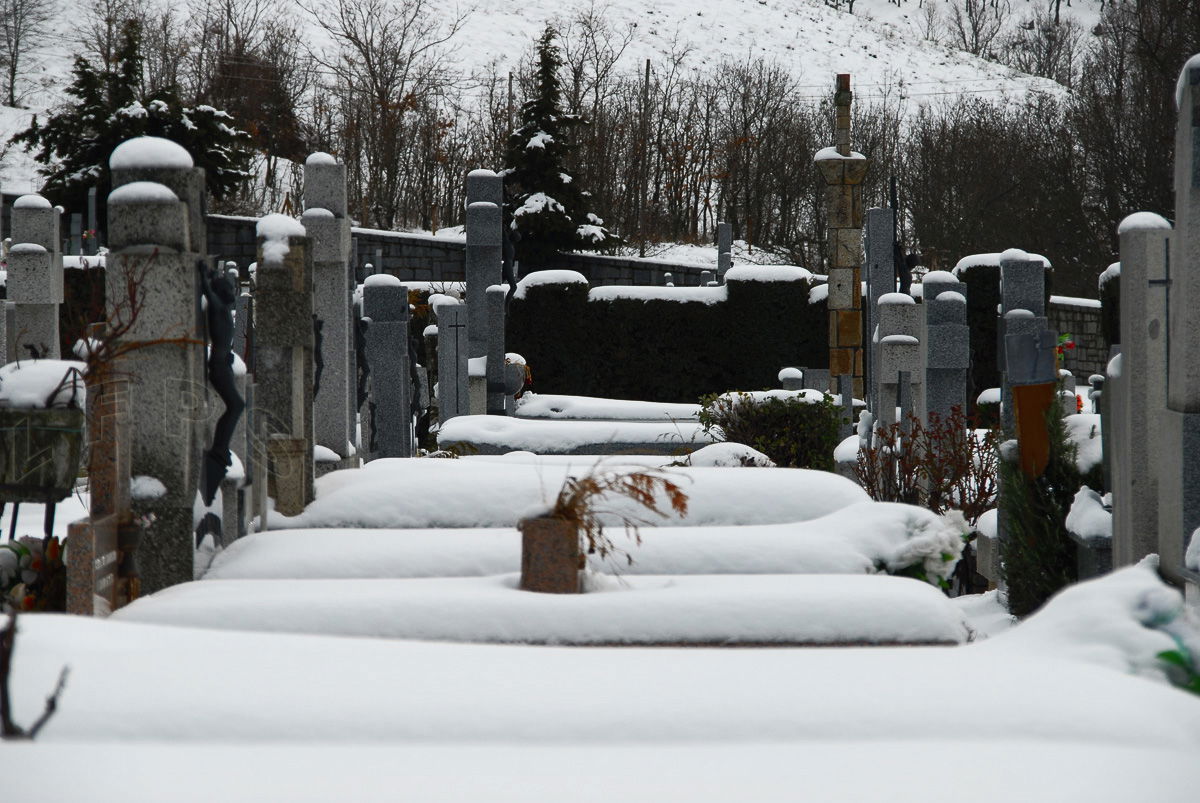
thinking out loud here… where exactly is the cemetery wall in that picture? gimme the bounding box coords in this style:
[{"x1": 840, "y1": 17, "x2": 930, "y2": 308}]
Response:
[
  {"x1": 1047, "y1": 296, "x2": 1108, "y2": 381},
  {"x1": 507, "y1": 276, "x2": 828, "y2": 403}
]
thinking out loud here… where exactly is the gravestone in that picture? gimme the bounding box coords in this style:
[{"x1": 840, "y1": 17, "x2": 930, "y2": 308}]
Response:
[
  {"x1": 999, "y1": 251, "x2": 1048, "y2": 433},
  {"x1": 717, "y1": 221, "x2": 732, "y2": 282},
  {"x1": 364, "y1": 276, "x2": 413, "y2": 458},
  {"x1": 1157, "y1": 53, "x2": 1200, "y2": 597},
  {"x1": 9, "y1": 194, "x2": 63, "y2": 359},
  {"x1": 69, "y1": 212, "x2": 82, "y2": 255},
  {"x1": 864, "y1": 207, "x2": 894, "y2": 413},
  {"x1": 466, "y1": 199, "x2": 502, "y2": 359},
  {"x1": 105, "y1": 136, "x2": 208, "y2": 593},
  {"x1": 255, "y1": 213, "x2": 315, "y2": 516},
  {"x1": 86, "y1": 186, "x2": 99, "y2": 254},
  {"x1": 875, "y1": 292, "x2": 923, "y2": 431},
  {"x1": 923, "y1": 275, "x2": 970, "y2": 424},
  {"x1": 486, "y1": 285, "x2": 507, "y2": 415},
  {"x1": 436, "y1": 303, "x2": 469, "y2": 422},
  {"x1": 303, "y1": 153, "x2": 355, "y2": 471}
]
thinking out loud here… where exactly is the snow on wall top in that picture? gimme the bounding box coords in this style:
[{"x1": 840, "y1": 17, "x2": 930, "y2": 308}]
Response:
[
  {"x1": 256, "y1": 214, "x2": 306, "y2": 266},
  {"x1": 13, "y1": 194, "x2": 50, "y2": 209},
  {"x1": 512, "y1": 270, "x2": 587, "y2": 300},
  {"x1": 304, "y1": 152, "x2": 337, "y2": 166},
  {"x1": 725, "y1": 265, "x2": 811, "y2": 283},
  {"x1": 1099, "y1": 262, "x2": 1120, "y2": 288},
  {"x1": 1117, "y1": 212, "x2": 1171, "y2": 235},
  {"x1": 953, "y1": 252, "x2": 1050, "y2": 274},
  {"x1": 590, "y1": 285, "x2": 727, "y2": 305},
  {"x1": 108, "y1": 181, "x2": 179, "y2": 205},
  {"x1": 109, "y1": 136, "x2": 194, "y2": 170},
  {"x1": 1050, "y1": 295, "x2": 1101, "y2": 310}
]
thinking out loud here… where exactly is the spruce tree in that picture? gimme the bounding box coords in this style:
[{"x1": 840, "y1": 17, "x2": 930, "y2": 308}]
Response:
[
  {"x1": 10, "y1": 20, "x2": 254, "y2": 216},
  {"x1": 503, "y1": 26, "x2": 617, "y2": 270}
]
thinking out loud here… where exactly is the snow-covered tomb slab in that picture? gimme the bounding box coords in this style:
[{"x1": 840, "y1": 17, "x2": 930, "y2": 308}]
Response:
[
  {"x1": 437, "y1": 414, "x2": 714, "y2": 455},
  {"x1": 115, "y1": 574, "x2": 970, "y2": 646}
]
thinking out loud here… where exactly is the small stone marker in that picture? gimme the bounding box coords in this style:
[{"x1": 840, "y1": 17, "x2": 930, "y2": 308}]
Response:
[
  {"x1": 717, "y1": 221, "x2": 732, "y2": 282},
  {"x1": 9, "y1": 194, "x2": 64, "y2": 358},
  {"x1": 466, "y1": 198, "x2": 502, "y2": 359}
]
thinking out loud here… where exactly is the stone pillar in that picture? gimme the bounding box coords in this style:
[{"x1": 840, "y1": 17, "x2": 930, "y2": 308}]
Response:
[
  {"x1": 9, "y1": 194, "x2": 63, "y2": 358},
  {"x1": 717, "y1": 221, "x2": 732, "y2": 282},
  {"x1": 466, "y1": 200, "x2": 502, "y2": 359},
  {"x1": 87, "y1": 186, "x2": 99, "y2": 254},
  {"x1": 864, "y1": 207, "x2": 894, "y2": 414},
  {"x1": 875, "y1": 293, "x2": 923, "y2": 431},
  {"x1": 303, "y1": 152, "x2": 355, "y2": 470},
  {"x1": 106, "y1": 136, "x2": 208, "y2": 593},
  {"x1": 486, "y1": 284, "x2": 507, "y2": 415},
  {"x1": 816, "y1": 74, "x2": 869, "y2": 397},
  {"x1": 1158, "y1": 54, "x2": 1200, "y2": 594},
  {"x1": 363, "y1": 277, "x2": 414, "y2": 458},
  {"x1": 436, "y1": 303, "x2": 469, "y2": 422},
  {"x1": 255, "y1": 213, "x2": 314, "y2": 515}
]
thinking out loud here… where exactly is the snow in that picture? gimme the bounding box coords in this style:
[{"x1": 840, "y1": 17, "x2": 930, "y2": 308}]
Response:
[
  {"x1": 255, "y1": 214, "x2": 305, "y2": 266},
  {"x1": 999, "y1": 247, "x2": 1031, "y2": 263},
  {"x1": 268, "y1": 459, "x2": 869, "y2": 530},
  {"x1": 0, "y1": 359, "x2": 86, "y2": 408},
  {"x1": 589, "y1": 285, "x2": 726, "y2": 304},
  {"x1": 951, "y1": 590, "x2": 1015, "y2": 639},
  {"x1": 525, "y1": 131, "x2": 554, "y2": 149},
  {"x1": 1066, "y1": 485, "x2": 1111, "y2": 542},
  {"x1": 515, "y1": 393, "x2": 699, "y2": 421},
  {"x1": 881, "y1": 334, "x2": 918, "y2": 345},
  {"x1": 108, "y1": 136, "x2": 194, "y2": 170},
  {"x1": 777, "y1": 367, "x2": 803, "y2": 381},
  {"x1": 117, "y1": 573, "x2": 971, "y2": 645},
  {"x1": 1108, "y1": 351, "x2": 1122, "y2": 379},
  {"x1": 808, "y1": 284, "x2": 829, "y2": 304},
  {"x1": 300, "y1": 207, "x2": 333, "y2": 219},
  {"x1": 878, "y1": 291, "x2": 915, "y2": 305},
  {"x1": 438, "y1": 413, "x2": 713, "y2": 453},
  {"x1": 1005, "y1": 308, "x2": 1034, "y2": 318},
  {"x1": 363, "y1": 273, "x2": 403, "y2": 287},
  {"x1": 977, "y1": 387, "x2": 1001, "y2": 405},
  {"x1": 577, "y1": 223, "x2": 607, "y2": 242},
  {"x1": 921, "y1": 270, "x2": 957, "y2": 285},
  {"x1": 934, "y1": 290, "x2": 966, "y2": 304},
  {"x1": 1065, "y1": 413, "x2": 1103, "y2": 474},
  {"x1": 313, "y1": 445, "x2": 340, "y2": 463},
  {"x1": 12, "y1": 193, "x2": 51, "y2": 209},
  {"x1": 107, "y1": 181, "x2": 179, "y2": 204},
  {"x1": 304, "y1": 152, "x2": 337, "y2": 165},
  {"x1": 513, "y1": 192, "x2": 565, "y2": 217},
  {"x1": 8, "y1": 243, "x2": 46, "y2": 255},
  {"x1": 953, "y1": 252, "x2": 1050, "y2": 273},
  {"x1": 723, "y1": 264, "x2": 811, "y2": 282},
  {"x1": 680, "y1": 442, "x2": 774, "y2": 467},
  {"x1": 208, "y1": 500, "x2": 961, "y2": 584},
  {"x1": 467, "y1": 355, "x2": 487, "y2": 377},
  {"x1": 1118, "y1": 211, "x2": 1172, "y2": 235},
  {"x1": 512, "y1": 269, "x2": 588, "y2": 299},
  {"x1": 813, "y1": 147, "x2": 866, "y2": 160},
  {"x1": 1176, "y1": 52, "x2": 1200, "y2": 109},
  {"x1": 1050, "y1": 295, "x2": 1101, "y2": 309},
  {"x1": 130, "y1": 475, "x2": 167, "y2": 500},
  {"x1": 1188, "y1": 529, "x2": 1200, "y2": 571},
  {"x1": 977, "y1": 508, "x2": 998, "y2": 538},
  {"x1": 834, "y1": 433, "x2": 860, "y2": 464},
  {"x1": 1100, "y1": 262, "x2": 1121, "y2": 288}
]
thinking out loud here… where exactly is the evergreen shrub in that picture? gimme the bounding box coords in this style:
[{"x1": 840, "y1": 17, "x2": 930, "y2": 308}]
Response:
[{"x1": 699, "y1": 391, "x2": 841, "y2": 470}]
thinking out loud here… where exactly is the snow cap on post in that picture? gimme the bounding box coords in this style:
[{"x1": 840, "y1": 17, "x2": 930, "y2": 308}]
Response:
[{"x1": 109, "y1": 136, "x2": 194, "y2": 170}]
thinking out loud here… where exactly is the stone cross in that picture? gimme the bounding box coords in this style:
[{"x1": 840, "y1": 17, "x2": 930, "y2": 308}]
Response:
[
  {"x1": 364, "y1": 277, "x2": 414, "y2": 458},
  {"x1": 717, "y1": 221, "x2": 732, "y2": 282},
  {"x1": 302, "y1": 153, "x2": 355, "y2": 471},
  {"x1": 436, "y1": 302, "x2": 469, "y2": 421},
  {"x1": 255, "y1": 213, "x2": 315, "y2": 516},
  {"x1": 816, "y1": 74, "x2": 868, "y2": 397},
  {"x1": 9, "y1": 194, "x2": 64, "y2": 359},
  {"x1": 105, "y1": 136, "x2": 208, "y2": 593},
  {"x1": 1157, "y1": 53, "x2": 1200, "y2": 592}
]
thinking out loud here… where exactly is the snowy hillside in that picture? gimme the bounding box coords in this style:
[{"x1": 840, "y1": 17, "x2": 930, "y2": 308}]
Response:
[{"x1": 0, "y1": 0, "x2": 1103, "y2": 194}]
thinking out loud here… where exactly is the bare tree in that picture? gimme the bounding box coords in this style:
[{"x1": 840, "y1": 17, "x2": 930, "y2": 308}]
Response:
[
  {"x1": 0, "y1": 0, "x2": 56, "y2": 106},
  {"x1": 947, "y1": 0, "x2": 1008, "y2": 57}
]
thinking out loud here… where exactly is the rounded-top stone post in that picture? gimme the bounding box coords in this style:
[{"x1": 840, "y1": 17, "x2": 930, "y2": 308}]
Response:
[
  {"x1": 109, "y1": 136, "x2": 204, "y2": 254},
  {"x1": 107, "y1": 181, "x2": 189, "y2": 252},
  {"x1": 303, "y1": 152, "x2": 348, "y2": 217},
  {"x1": 11, "y1": 194, "x2": 59, "y2": 250},
  {"x1": 466, "y1": 169, "x2": 503, "y2": 208}
]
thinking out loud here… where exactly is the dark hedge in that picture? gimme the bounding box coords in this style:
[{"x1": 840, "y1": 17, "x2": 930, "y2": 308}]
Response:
[{"x1": 506, "y1": 276, "x2": 829, "y2": 402}]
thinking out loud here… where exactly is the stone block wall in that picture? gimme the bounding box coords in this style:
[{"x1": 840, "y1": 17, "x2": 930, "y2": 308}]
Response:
[{"x1": 1048, "y1": 296, "x2": 1107, "y2": 380}]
